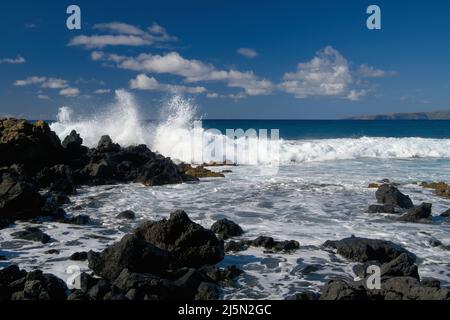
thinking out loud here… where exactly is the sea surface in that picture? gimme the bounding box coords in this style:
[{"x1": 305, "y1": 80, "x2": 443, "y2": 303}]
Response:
[{"x1": 2, "y1": 91, "x2": 450, "y2": 299}]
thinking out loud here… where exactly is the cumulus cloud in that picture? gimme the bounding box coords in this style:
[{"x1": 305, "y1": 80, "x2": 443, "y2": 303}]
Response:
[
  {"x1": 279, "y1": 46, "x2": 353, "y2": 98},
  {"x1": 0, "y1": 55, "x2": 26, "y2": 64},
  {"x1": 237, "y1": 48, "x2": 258, "y2": 58},
  {"x1": 69, "y1": 22, "x2": 177, "y2": 49},
  {"x1": 129, "y1": 73, "x2": 206, "y2": 94},
  {"x1": 59, "y1": 87, "x2": 80, "y2": 97},
  {"x1": 41, "y1": 78, "x2": 68, "y2": 89}
]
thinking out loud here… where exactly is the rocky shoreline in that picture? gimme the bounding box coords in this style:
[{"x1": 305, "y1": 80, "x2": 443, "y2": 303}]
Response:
[{"x1": 1, "y1": 118, "x2": 450, "y2": 300}]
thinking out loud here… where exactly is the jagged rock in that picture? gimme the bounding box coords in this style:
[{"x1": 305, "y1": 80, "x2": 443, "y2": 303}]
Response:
[
  {"x1": 381, "y1": 277, "x2": 450, "y2": 300},
  {"x1": 0, "y1": 119, "x2": 64, "y2": 171},
  {"x1": 45, "y1": 249, "x2": 60, "y2": 255},
  {"x1": 11, "y1": 227, "x2": 52, "y2": 243},
  {"x1": 225, "y1": 240, "x2": 248, "y2": 252},
  {"x1": 375, "y1": 184, "x2": 414, "y2": 209},
  {"x1": 398, "y1": 203, "x2": 432, "y2": 223},
  {"x1": 97, "y1": 135, "x2": 121, "y2": 153},
  {"x1": 198, "y1": 265, "x2": 243, "y2": 284},
  {"x1": 0, "y1": 171, "x2": 44, "y2": 220},
  {"x1": 134, "y1": 210, "x2": 224, "y2": 268},
  {"x1": 380, "y1": 253, "x2": 419, "y2": 279},
  {"x1": 210, "y1": 219, "x2": 244, "y2": 240},
  {"x1": 0, "y1": 217, "x2": 12, "y2": 229},
  {"x1": 117, "y1": 210, "x2": 136, "y2": 220},
  {"x1": 322, "y1": 236, "x2": 416, "y2": 263},
  {"x1": 9, "y1": 269, "x2": 67, "y2": 300},
  {"x1": 87, "y1": 234, "x2": 171, "y2": 280},
  {"x1": 320, "y1": 280, "x2": 368, "y2": 300},
  {"x1": 36, "y1": 165, "x2": 76, "y2": 194},
  {"x1": 62, "y1": 130, "x2": 82, "y2": 149},
  {"x1": 367, "y1": 204, "x2": 398, "y2": 214}
]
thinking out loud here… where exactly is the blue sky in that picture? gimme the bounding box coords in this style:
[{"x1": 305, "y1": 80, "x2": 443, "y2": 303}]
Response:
[{"x1": 1, "y1": 0, "x2": 450, "y2": 119}]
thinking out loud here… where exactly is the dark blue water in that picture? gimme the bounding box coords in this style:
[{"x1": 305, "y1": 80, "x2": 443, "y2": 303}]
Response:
[{"x1": 201, "y1": 120, "x2": 450, "y2": 140}]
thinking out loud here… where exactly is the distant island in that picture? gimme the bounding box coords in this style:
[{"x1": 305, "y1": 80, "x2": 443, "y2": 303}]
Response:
[{"x1": 346, "y1": 109, "x2": 450, "y2": 120}]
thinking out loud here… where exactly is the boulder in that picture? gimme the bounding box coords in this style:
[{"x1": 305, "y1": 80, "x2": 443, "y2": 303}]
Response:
[
  {"x1": 381, "y1": 277, "x2": 450, "y2": 300},
  {"x1": 36, "y1": 165, "x2": 76, "y2": 194},
  {"x1": 0, "y1": 217, "x2": 12, "y2": 229},
  {"x1": 225, "y1": 236, "x2": 300, "y2": 253},
  {"x1": 320, "y1": 280, "x2": 368, "y2": 300},
  {"x1": 210, "y1": 219, "x2": 244, "y2": 240},
  {"x1": 117, "y1": 210, "x2": 136, "y2": 220},
  {"x1": 0, "y1": 172, "x2": 44, "y2": 220},
  {"x1": 11, "y1": 227, "x2": 52, "y2": 244},
  {"x1": 62, "y1": 214, "x2": 91, "y2": 225},
  {"x1": 398, "y1": 203, "x2": 432, "y2": 223},
  {"x1": 375, "y1": 184, "x2": 414, "y2": 209},
  {"x1": 87, "y1": 234, "x2": 171, "y2": 280},
  {"x1": 225, "y1": 240, "x2": 248, "y2": 253},
  {"x1": 134, "y1": 210, "x2": 224, "y2": 268},
  {"x1": 7, "y1": 269, "x2": 67, "y2": 300},
  {"x1": 322, "y1": 236, "x2": 416, "y2": 263},
  {"x1": 70, "y1": 252, "x2": 88, "y2": 261},
  {"x1": 180, "y1": 164, "x2": 225, "y2": 178},
  {"x1": 0, "y1": 119, "x2": 64, "y2": 171},
  {"x1": 195, "y1": 282, "x2": 219, "y2": 300}
]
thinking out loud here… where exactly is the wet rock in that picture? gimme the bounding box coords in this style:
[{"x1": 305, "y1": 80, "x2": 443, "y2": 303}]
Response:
[
  {"x1": 134, "y1": 210, "x2": 224, "y2": 268},
  {"x1": 225, "y1": 240, "x2": 248, "y2": 253},
  {"x1": 198, "y1": 265, "x2": 243, "y2": 284},
  {"x1": 36, "y1": 165, "x2": 76, "y2": 194},
  {"x1": 287, "y1": 291, "x2": 320, "y2": 300},
  {"x1": 421, "y1": 181, "x2": 450, "y2": 199},
  {"x1": 12, "y1": 269, "x2": 67, "y2": 300},
  {"x1": 195, "y1": 282, "x2": 219, "y2": 300},
  {"x1": 367, "y1": 204, "x2": 398, "y2": 214},
  {"x1": 180, "y1": 164, "x2": 224, "y2": 178},
  {"x1": 62, "y1": 130, "x2": 83, "y2": 149},
  {"x1": 368, "y1": 183, "x2": 380, "y2": 189},
  {"x1": 375, "y1": 184, "x2": 414, "y2": 209},
  {"x1": 380, "y1": 253, "x2": 419, "y2": 280},
  {"x1": 45, "y1": 249, "x2": 60, "y2": 255},
  {"x1": 247, "y1": 236, "x2": 300, "y2": 252},
  {"x1": 322, "y1": 236, "x2": 416, "y2": 263},
  {"x1": 70, "y1": 251, "x2": 88, "y2": 261},
  {"x1": 381, "y1": 277, "x2": 450, "y2": 300},
  {"x1": 0, "y1": 265, "x2": 27, "y2": 300},
  {"x1": 117, "y1": 210, "x2": 136, "y2": 220},
  {"x1": 0, "y1": 171, "x2": 44, "y2": 220},
  {"x1": 440, "y1": 209, "x2": 450, "y2": 217},
  {"x1": 11, "y1": 227, "x2": 52, "y2": 244},
  {"x1": 398, "y1": 203, "x2": 432, "y2": 223},
  {"x1": 63, "y1": 214, "x2": 91, "y2": 225},
  {"x1": 87, "y1": 279, "x2": 112, "y2": 300},
  {"x1": 88, "y1": 234, "x2": 171, "y2": 280},
  {"x1": 210, "y1": 218, "x2": 244, "y2": 240},
  {"x1": 320, "y1": 280, "x2": 368, "y2": 300}
]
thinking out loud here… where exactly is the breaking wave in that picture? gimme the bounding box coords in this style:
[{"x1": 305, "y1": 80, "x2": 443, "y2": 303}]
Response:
[{"x1": 50, "y1": 90, "x2": 450, "y2": 165}]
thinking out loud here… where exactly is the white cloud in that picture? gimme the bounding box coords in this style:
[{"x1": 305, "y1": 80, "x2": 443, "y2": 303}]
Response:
[
  {"x1": 14, "y1": 76, "x2": 47, "y2": 86},
  {"x1": 237, "y1": 48, "x2": 258, "y2": 58},
  {"x1": 94, "y1": 89, "x2": 111, "y2": 94},
  {"x1": 37, "y1": 94, "x2": 50, "y2": 100},
  {"x1": 129, "y1": 73, "x2": 206, "y2": 94},
  {"x1": 0, "y1": 55, "x2": 26, "y2": 64},
  {"x1": 279, "y1": 46, "x2": 353, "y2": 98},
  {"x1": 96, "y1": 51, "x2": 273, "y2": 96},
  {"x1": 347, "y1": 89, "x2": 367, "y2": 101},
  {"x1": 206, "y1": 92, "x2": 219, "y2": 98},
  {"x1": 59, "y1": 87, "x2": 80, "y2": 97},
  {"x1": 41, "y1": 78, "x2": 68, "y2": 89},
  {"x1": 69, "y1": 22, "x2": 177, "y2": 49},
  {"x1": 358, "y1": 64, "x2": 396, "y2": 78}
]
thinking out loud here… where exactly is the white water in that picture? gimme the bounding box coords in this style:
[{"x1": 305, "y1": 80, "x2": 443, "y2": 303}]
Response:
[{"x1": 50, "y1": 90, "x2": 450, "y2": 165}]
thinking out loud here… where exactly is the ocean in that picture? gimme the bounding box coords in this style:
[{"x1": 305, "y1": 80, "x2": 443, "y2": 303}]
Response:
[{"x1": 3, "y1": 91, "x2": 450, "y2": 299}]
